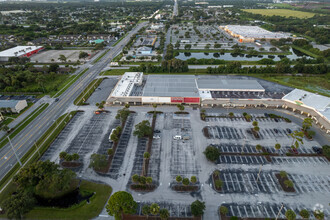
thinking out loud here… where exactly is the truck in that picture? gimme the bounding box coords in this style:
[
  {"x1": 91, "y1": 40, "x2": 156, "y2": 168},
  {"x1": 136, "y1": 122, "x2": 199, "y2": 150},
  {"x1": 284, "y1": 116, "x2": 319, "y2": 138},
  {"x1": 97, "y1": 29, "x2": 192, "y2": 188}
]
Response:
[{"x1": 109, "y1": 129, "x2": 115, "y2": 143}]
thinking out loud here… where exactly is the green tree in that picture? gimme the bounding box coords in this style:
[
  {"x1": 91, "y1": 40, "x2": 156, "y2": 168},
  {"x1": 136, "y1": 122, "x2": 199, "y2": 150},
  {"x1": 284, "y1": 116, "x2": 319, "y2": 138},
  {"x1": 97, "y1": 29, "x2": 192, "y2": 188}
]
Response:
[
  {"x1": 144, "y1": 152, "x2": 150, "y2": 159},
  {"x1": 146, "y1": 177, "x2": 153, "y2": 185},
  {"x1": 58, "y1": 54, "x2": 67, "y2": 63},
  {"x1": 108, "y1": 148, "x2": 114, "y2": 156},
  {"x1": 275, "y1": 143, "x2": 281, "y2": 151},
  {"x1": 285, "y1": 209, "x2": 296, "y2": 220},
  {"x1": 190, "y1": 176, "x2": 197, "y2": 184},
  {"x1": 125, "y1": 103, "x2": 130, "y2": 109},
  {"x1": 133, "y1": 120, "x2": 153, "y2": 138},
  {"x1": 116, "y1": 108, "x2": 130, "y2": 123},
  {"x1": 322, "y1": 145, "x2": 330, "y2": 157},
  {"x1": 302, "y1": 117, "x2": 313, "y2": 131},
  {"x1": 152, "y1": 103, "x2": 157, "y2": 112},
  {"x1": 177, "y1": 104, "x2": 184, "y2": 112},
  {"x1": 89, "y1": 154, "x2": 107, "y2": 170},
  {"x1": 139, "y1": 176, "x2": 147, "y2": 185},
  {"x1": 176, "y1": 175, "x2": 182, "y2": 183},
  {"x1": 289, "y1": 130, "x2": 304, "y2": 149},
  {"x1": 182, "y1": 178, "x2": 190, "y2": 186},
  {"x1": 184, "y1": 44, "x2": 191, "y2": 50},
  {"x1": 219, "y1": 206, "x2": 228, "y2": 215},
  {"x1": 150, "y1": 203, "x2": 160, "y2": 215},
  {"x1": 106, "y1": 191, "x2": 137, "y2": 220},
  {"x1": 132, "y1": 174, "x2": 140, "y2": 183},
  {"x1": 204, "y1": 146, "x2": 221, "y2": 162},
  {"x1": 2, "y1": 190, "x2": 36, "y2": 219},
  {"x1": 59, "y1": 151, "x2": 67, "y2": 159},
  {"x1": 65, "y1": 154, "x2": 73, "y2": 162},
  {"x1": 253, "y1": 126, "x2": 260, "y2": 132},
  {"x1": 299, "y1": 209, "x2": 310, "y2": 219},
  {"x1": 190, "y1": 200, "x2": 205, "y2": 217},
  {"x1": 252, "y1": 121, "x2": 258, "y2": 126},
  {"x1": 160, "y1": 208, "x2": 170, "y2": 220},
  {"x1": 79, "y1": 51, "x2": 89, "y2": 60},
  {"x1": 228, "y1": 112, "x2": 234, "y2": 117},
  {"x1": 72, "y1": 153, "x2": 79, "y2": 161}
]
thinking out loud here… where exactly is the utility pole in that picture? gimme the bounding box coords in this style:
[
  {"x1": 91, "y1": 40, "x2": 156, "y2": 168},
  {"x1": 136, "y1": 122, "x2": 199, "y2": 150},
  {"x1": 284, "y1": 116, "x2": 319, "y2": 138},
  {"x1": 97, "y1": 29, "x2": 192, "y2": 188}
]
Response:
[
  {"x1": 7, "y1": 136, "x2": 22, "y2": 166},
  {"x1": 256, "y1": 164, "x2": 263, "y2": 183},
  {"x1": 275, "y1": 203, "x2": 284, "y2": 220}
]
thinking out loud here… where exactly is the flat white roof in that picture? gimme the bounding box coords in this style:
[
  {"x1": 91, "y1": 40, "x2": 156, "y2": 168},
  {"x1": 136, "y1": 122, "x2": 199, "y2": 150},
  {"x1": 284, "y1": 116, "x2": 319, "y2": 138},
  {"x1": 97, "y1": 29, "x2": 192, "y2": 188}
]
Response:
[
  {"x1": 111, "y1": 72, "x2": 143, "y2": 97},
  {"x1": 283, "y1": 89, "x2": 330, "y2": 120},
  {"x1": 0, "y1": 46, "x2": 43, "y2": 58},
  {"x1": 223, "y1": 25, "x2": 290, "y2": 39}
]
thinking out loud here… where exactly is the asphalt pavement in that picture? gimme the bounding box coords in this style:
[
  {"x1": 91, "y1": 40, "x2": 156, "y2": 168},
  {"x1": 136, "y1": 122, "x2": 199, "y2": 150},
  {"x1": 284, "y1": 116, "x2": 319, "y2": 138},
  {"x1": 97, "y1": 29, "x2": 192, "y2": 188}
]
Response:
[{"x1": 0, "y1": 22, "x2": 149, "y2": 185}]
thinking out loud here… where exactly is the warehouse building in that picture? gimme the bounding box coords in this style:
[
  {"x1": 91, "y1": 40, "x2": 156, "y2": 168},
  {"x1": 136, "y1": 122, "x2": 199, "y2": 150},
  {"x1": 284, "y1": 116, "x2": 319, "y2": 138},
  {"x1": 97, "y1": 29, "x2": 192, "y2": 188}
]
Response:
[
  {"x1": 0, "y1": 46, "x2": 44, "y2": 62},
  {"x1": 0, "y1": 100, "x2": 27, "y2": 113},
  {"x1": 220, "y1": 25, "x2": 290, "y2": 43},
  {"x1": 107, "y1": 73, "x2": 265, "y2": 105}
]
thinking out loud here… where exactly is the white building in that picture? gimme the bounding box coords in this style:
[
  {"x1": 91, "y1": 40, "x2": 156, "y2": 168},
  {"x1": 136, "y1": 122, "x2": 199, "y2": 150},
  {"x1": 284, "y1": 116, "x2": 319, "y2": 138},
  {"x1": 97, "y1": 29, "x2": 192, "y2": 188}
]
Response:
[
  {"x1": 0, "y1": 100, "x2": 28, "y2": 113},
  {"x1": 0, "y1": 46, "x2": 44, "y2": 62}
]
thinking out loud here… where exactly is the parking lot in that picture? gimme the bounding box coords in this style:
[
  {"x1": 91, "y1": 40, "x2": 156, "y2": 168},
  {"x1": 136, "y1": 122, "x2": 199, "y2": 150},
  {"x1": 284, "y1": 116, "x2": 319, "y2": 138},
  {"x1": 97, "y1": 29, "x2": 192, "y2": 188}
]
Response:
[
  {"x1": 39, "y1": 105, "x2": 329, "y2": 219},
  {"x1": 221, "y1": 202, "x2": 330, "y2": 219},
  {"x1": 30, "y1": 49, "x2": 93, "y2": 63},
  {"x1": 87, "y1": 77, "x2": 118, "y2": 106}
]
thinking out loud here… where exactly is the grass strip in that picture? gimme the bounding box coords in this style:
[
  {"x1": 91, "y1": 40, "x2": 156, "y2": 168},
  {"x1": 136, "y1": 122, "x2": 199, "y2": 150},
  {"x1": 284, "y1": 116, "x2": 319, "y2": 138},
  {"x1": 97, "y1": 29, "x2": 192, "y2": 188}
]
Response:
[
  {"x1": 0, "y1": 111, "x2": 77, "y2": 194},
  {"x1": 25, "y1": 180, "x2": 112, "y2": 220},
  {"x1": 291, "y1": 45, "x2": 322, "y2": 60},
  {"x1": 92, "y1": 49, "x2": 110, "y2": 64},
  {"x1": 52, "y1": 68, "x2": 89, "y2": 98},
  {"x1": 74, "y1": 78, "x2": 105, "y2": 105},
  {"x1": 0, "y1": 103, "x2": 49, "y2": 149}
]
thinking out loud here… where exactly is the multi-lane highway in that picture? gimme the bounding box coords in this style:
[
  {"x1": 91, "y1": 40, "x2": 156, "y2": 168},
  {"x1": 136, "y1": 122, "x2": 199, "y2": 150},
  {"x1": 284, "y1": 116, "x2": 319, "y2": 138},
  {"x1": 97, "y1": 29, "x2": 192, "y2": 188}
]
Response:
[{"x1": 0, "y1": 22, "x2": 148, "y2": 183}]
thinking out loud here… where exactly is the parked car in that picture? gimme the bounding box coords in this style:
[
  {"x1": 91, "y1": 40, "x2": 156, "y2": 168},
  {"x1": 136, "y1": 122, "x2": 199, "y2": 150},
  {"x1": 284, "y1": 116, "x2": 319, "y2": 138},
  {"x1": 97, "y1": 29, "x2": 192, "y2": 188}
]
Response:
[
  {"x1": 154, "y1": 130, "x2": 161, "y2": 133},
  {"x1": 173, "y1": 135, "x2": 182, "y2": 140},
  {"x1": 55, "y1": 98, "x2": 59, "y2": 102},
  {"x1": 312, "y1": 146, "x2": 323, "y2": 154},
  {"x1": 274, "y1": 128, "x2": 278, "y2": 133},
  {"x1": 153, "y1": 135, "x2": 160, "y2": 139},
  {"x1": 286, "y1": 128, "x2": 292, "y2": 134}
]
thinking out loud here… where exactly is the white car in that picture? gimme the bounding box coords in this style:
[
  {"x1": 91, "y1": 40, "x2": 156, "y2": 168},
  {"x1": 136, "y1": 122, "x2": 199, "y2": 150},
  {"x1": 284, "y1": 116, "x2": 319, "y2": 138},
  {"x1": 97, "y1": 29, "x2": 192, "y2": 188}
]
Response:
[
  {"x1": 173, "y1": 135, "x2": 182, "y2": 140},
  {"x1": 153, "y1": 135, "x2": 161, "y2": 139}
]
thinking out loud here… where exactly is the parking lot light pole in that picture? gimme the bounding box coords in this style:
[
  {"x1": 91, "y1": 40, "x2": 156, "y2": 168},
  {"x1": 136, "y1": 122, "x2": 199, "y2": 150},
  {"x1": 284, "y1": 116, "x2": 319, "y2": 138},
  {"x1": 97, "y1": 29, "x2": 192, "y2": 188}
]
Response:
[
  {"x1": 7, "y1": 136, "x2": 22, "y2": 166},
  {"x1": 275, "y1": 203, "x2": 284, "y2": 220},
  {"x1": 256, "y1": 164, "x2": 263, "y2": 183}
]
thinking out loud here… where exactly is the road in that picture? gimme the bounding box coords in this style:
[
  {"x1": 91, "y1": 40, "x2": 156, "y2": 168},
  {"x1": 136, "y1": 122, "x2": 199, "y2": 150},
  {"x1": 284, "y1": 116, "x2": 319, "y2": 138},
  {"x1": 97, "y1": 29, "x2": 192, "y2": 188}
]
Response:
[
  {"x1": 0, "y1": 22, "x2": 148, "y2": 183},
  {"x1": 173, "y1": 0, "x2": 178, "y2": 18}
]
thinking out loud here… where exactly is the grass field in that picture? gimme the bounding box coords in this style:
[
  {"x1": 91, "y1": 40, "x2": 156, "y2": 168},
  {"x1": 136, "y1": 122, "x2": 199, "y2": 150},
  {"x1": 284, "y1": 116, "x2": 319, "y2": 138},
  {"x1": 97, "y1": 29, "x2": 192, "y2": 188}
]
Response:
[{"x1": 242, "y1": 9, "x2": 317, "y2": 19}]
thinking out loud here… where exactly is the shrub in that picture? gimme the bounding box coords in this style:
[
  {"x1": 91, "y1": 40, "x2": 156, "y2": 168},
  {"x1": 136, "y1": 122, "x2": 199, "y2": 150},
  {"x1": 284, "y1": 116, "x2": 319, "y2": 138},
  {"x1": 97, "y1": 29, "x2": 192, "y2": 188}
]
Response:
[
  {"x1": 256, "y1": 144, "x2": 262, "y2": 151},
  {"x1": 230, "y1": 217, "x2": 238, "y2": 220},
  {"x1": 176, "y1": 175, "x2": 182, "y2": 183},
  {"x1": 219, "y1": 206, "x2": 228, "y2": 215},
  {"x1": 253, "y1": 126, "x2": 260, "y2": 132},
  {"x1": 279, "y1": 171, "x2": 287, "y2": 178},
  {"x1": 190, "y1": 176, "x2": 197, "y2": 184},
  {"x1": 190, "y1": 200, "x2": 205, "y2": 217},
  {"x1": 314, "y1": 210, "x2": 324, "y2": 220},
  {"x1": 285, "y1": 209, "x2": 296, "y2": 220},
  {"x1": 132, "y1": 174, "x2": 139, "y2": 183},
  {"x1": 215, "y1": 180, "x2": 223, "y2": 189},
  {"x1": 323, "y1": 145, "x2": 330, "y2": 157},
  {"x1": 213, "y1": 170, "x2": 220, "y2": 177},
  {"x1": 284, "y1": 180, "x2": 294, "y2": 188},
  {"x1": 252, "y1": 121, "x2": 258, "y2": 126},
  {"x1": 299, "y1": 209, "x2": 310, "y2": 219}
]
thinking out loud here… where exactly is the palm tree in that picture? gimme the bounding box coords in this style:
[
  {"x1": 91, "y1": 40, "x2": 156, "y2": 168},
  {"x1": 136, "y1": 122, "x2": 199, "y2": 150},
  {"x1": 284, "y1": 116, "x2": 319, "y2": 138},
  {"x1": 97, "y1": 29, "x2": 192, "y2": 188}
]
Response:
[
  {"x1": 142, "y1": 205, "x2": 150, "y2": 218},
  {"x1": 150, "y1": 203, "x2": 160, "y2": 216},
  {"x1": 146, "y1": 177, "x2": 152, "y2": 185},
  {"x1": 152, "y1": 103, "x2": 157, "y2": 113},
  {"x1": 160, "y1": 208, "x2": 170, "y2": 220}
]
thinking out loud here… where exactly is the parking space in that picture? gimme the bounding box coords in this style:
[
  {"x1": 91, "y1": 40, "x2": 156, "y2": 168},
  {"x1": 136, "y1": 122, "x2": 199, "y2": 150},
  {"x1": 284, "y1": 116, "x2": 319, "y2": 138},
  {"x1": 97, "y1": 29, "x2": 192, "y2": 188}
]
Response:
[
  {"x1": 108, "y1": 114, "x2": 135, "y2": 179},
  {"x1": 290, "y1": 174, "x2": 330, "y2": 194},
  {"x1": 218, "y1": 155, "x2": 268, "y2": 165},
  {"x1": 87, "y1": 78, "x2": 118, "y2": 105},
  {"x1": 97, "y1": 118, "x2": 120, "y2": 155},
  {"x1": 211, "y1": 91, "x2": 285, "y2": 99},
  {"x1": 207, "y1": 126, "x2": 244, "y2": 140},
  {"x1": 272, "y1": 156, "x2": 329, "y2": 165},
  {"x1": 222, "y1": 202, "x2": 329, "y2": 219},
  {"x1": 65, "y1": 112, "x2": 111, "y2": 168},
  {"x1": 41, "y1": 111, "x2": 85, "y2": 161},
  {"x1": 170, "y1": 114, "x2": 199, "y2": 178},
  {"x1": 218, "y1": 170, "x2": 280, "y2": 194},
  {"x1": 136, "y1": 202, "x2": 192, "y2": 218}
]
